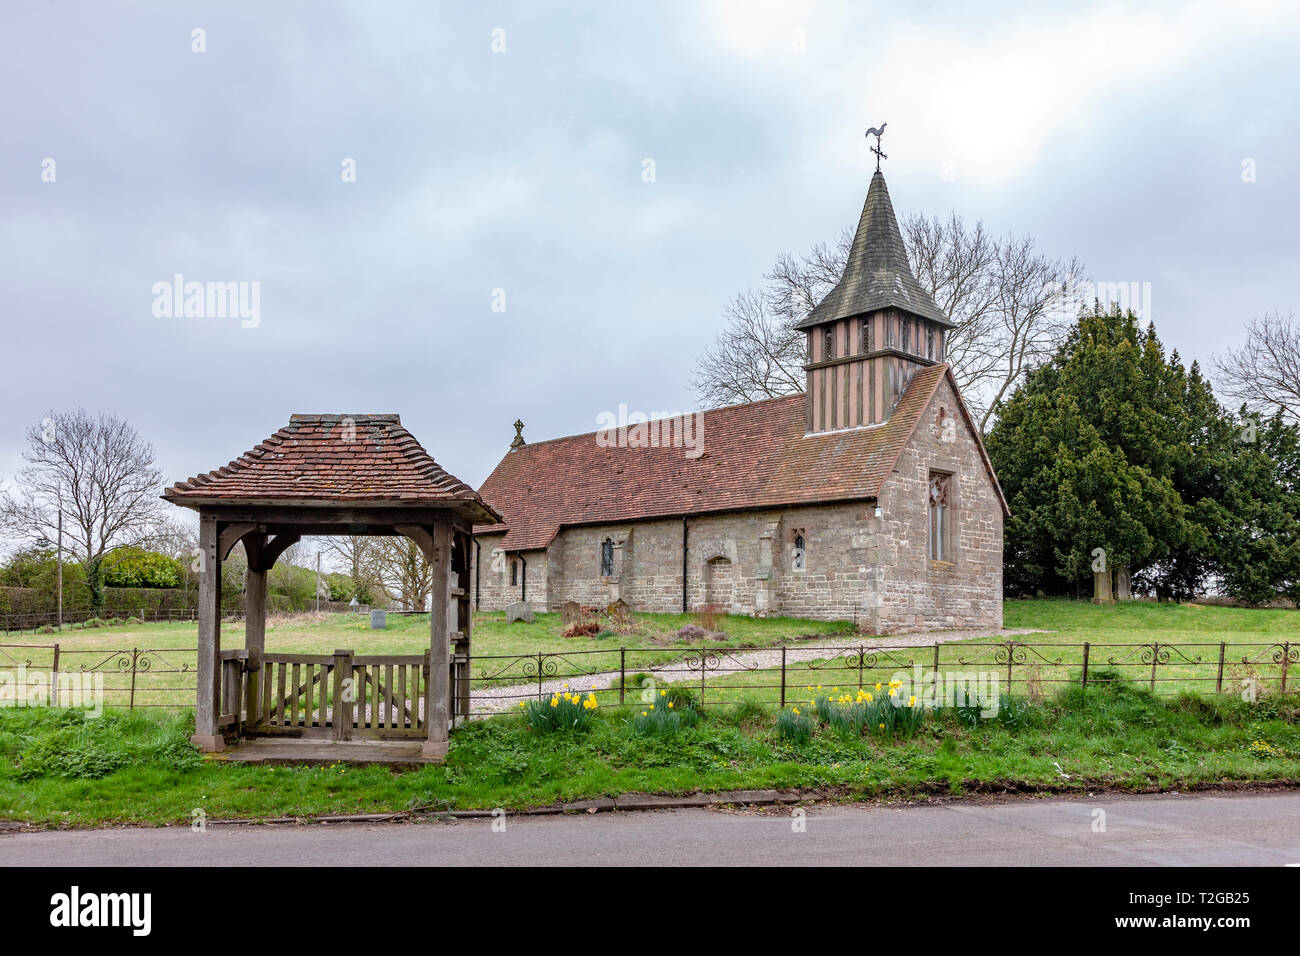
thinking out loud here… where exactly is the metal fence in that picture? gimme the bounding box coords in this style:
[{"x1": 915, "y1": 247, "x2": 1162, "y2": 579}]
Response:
[
  {"x1": 0, "y1": 608, "x2": 205, "y2": 637},
  {"x1": 465, "y1": 640, "x2": 1299, "y2": 715},
  {"x1": 0, "y1": 639, "x2": 1295, "y2": 715},
  {"x1": 0, "y1": 642, "x2": 198, "y2": 709}
]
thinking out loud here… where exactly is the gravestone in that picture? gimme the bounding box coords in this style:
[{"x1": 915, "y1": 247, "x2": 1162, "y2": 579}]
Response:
[
  {"x1": 560, "y1": 600, "x2": 583, "y2": 625},
  {"x1": 370, "y1": 609, "x2": 387, "y2": 629},
  {"x1": 505, "y1": 600, "x2": 534, "y2": 624}
]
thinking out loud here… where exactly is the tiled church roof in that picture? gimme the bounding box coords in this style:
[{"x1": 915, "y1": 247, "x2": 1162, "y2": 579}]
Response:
[
  {"x1": 796, "y1": 170, "x2": 952, "y2": 329},
  {"x1": 164, "y1": 414, "x2": 501, "y2": 522},
  {"x1": 475, "y1": 364, "x2": 1004, "y2": 551}
]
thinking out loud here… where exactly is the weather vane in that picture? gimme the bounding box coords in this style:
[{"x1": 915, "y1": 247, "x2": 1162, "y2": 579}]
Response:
[{"x1": 866, "y1": 122, "x2": 887, "y2": 171}]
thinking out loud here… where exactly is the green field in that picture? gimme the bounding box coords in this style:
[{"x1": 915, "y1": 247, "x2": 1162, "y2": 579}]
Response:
[
  {"x1": 0, "y1": 674, "x2": 1295, "y2": 826},
  {"x1": 0, "y1": 599, "x2": 1295, "y2": 827},
  {"x1": 0, "y1": 600, "x2": 1295, "y2": 710}
]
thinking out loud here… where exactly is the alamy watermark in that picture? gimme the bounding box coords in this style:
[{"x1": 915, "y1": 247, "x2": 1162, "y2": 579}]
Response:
[
  {"x1": 889, "y1": 666, "x2": 1001, "y2": 716},
  {"x1": 596, "y1": 405, "x2": 704, "y2": 459},
  {"x1": 152, "y1": 274, "x2": 260, "y2": 328},
  {"x1": 0, "y1": 668, "x2": 104, "y2": 717},
  {"x1": 1045, "y1": 277, "x2": 1153, "y2": 322}
]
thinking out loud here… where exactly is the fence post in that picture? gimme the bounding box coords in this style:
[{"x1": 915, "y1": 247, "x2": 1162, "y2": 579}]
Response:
[
  {"x1": 619, "y1": 648, "x2": 626, "y2": 706},
  {"x1": 780, "y1": 646, "x2": 786, "y2": 708},
  {"x1": 536, "y1": 652, "x2": 544, "y2": 702},
  {"x1": 333, "y1": 649, "x2": 353, "y2": 741},
  {"x1": 932, "y1": 642, "x2": 941, "y2": 694},
  {"x1": 1216, "y1": 642, "x2": 1226, "y2": 694},
  {"x1": 1149, "y1": 642, "x2": 1160, "y2": 693},
  {"x1": 129, "y1": 647, "x2": 140, "y2": 710},
  {"x1": 1282, "y1": 642, "x2": 1291, "y2": 694},
  {"x1": 1081, "y1": 642, "x2": 1090, "y2": 689},
  {"x1": 699, "y1": 652, "x2": 706, "y2": 707}
]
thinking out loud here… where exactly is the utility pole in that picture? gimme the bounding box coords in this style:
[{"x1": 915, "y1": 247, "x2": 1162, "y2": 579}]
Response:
[{"x1": 56, "y1": 490, "x2": 63, "y2": 631}]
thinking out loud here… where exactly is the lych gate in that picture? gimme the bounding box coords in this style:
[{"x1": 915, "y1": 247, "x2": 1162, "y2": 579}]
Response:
[{"x1": 163, "y1": 414, "x2": 500, "y2": 761}]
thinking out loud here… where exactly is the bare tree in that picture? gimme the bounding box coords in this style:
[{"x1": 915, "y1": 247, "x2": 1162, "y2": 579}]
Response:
[
  {"x1": 370, "y1": 536, "x2": 432, "y2": 611},
  {"x1": 154, "y1": 517, "x2": 200, "y2": 606},
  {"x1": 0, "y1": 410, "x2": 164, "y2": 608},
  {"x1": 692, "y1": 212, "x2": 1084, "y2": 431},
  {"x1": 977, "y1": 238, "x2": 1086, "y2": 432},
  {"x1": 690, "y1": 289, "x2": 806, "y2": 406},
  {"x1": 312, "y1": 534, "x2": 381, "y2": 603},
  {"x1": 1213, "y1": 312, "x2": 1300, "y2": 424}
]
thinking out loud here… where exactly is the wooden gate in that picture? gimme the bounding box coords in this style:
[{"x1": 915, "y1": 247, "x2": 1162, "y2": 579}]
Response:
[{"x1": 219, "y1": 648, "x2": 465, "y2": 740}]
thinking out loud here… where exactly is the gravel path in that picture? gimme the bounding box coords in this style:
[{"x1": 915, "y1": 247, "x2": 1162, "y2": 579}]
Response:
[{"x1": 468, "y1": 627, "x2": 1047, "y2": 715}]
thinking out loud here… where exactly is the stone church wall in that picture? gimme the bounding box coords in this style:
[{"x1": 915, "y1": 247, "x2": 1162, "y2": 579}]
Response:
[{"x1": 471, "y1": 378, "x2": 1002, "y2": 632}]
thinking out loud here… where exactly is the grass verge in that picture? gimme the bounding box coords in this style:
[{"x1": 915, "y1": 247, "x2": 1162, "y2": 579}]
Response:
[{"x1": 0, "y1": 678, "x2": 1296, "y2": 827}]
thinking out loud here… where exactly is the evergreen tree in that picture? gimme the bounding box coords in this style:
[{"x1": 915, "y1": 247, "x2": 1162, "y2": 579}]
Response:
[{"x1": 987, "y1": 303, "x2": 1298, "y2": 602}]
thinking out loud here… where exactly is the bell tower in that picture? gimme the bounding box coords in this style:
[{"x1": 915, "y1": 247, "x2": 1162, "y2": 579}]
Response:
[{"x1": 799, "y1": 129, "x2": 954, "y2": 433}]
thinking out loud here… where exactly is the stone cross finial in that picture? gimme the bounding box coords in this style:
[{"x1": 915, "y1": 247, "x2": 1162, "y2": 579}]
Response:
[
  {"x1": 510, "y1": 419, "x2": 526, "y2": 448},
  {"x1": 866, "y1": 122, "x2": 888, "y2": 172}
]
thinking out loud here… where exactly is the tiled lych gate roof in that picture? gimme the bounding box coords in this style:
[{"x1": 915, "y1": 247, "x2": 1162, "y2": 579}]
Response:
[
  {"x1": 164, "y1": 414, "x2": 500, "y2": 523},
  {"x1": 475, "y1": 364, "x2": 1004, "y2": 551},
  {"x1": 796, "y1": 170, "x2": 951, "y2": 329}
]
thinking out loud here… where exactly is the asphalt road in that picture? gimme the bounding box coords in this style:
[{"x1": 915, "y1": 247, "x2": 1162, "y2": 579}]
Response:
[{"x1": 2, "y1": 791, "x2": 1297, "y2": 866}]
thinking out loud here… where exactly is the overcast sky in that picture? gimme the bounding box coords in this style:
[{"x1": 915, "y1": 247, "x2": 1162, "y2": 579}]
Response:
[{"x1": 2, "y1": 0, "x2": 1298, "y2": 516}]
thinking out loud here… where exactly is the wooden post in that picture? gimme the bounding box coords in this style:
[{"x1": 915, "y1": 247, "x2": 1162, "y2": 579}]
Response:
[
  {"x1": 333, "y1": 649, "x2": 353, "y2": 740},
  {"x1": 424, "y1": 522, "x2": 452, "y2": 761},
  {"x1": 191, "y1": 513, "x2": 224, "y2": 751},
  {"x1": 780, "y1": 646, "x2": 786, "y2": 708},
  {"x1": 1081, "y1": 642, "x2": 1090, "y2": 688},
  {"x1": 240, "y1": 532, "x2": 269, "y2": 740}
]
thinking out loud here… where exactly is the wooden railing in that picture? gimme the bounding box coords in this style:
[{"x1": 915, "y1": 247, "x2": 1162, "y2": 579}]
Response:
[{"x1": 219, "y1": 648, "x2": 452, "y2": 740}]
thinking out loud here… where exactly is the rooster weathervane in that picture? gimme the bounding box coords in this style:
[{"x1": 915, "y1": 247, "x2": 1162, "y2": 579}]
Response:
[{"x1": 866, "y1": 122, "x2": 887, "y2": 171}]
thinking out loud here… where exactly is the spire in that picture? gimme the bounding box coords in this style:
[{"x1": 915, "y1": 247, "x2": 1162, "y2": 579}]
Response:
[{"x1": 797, "y1": 170, "x2": 952, "y2": 329}]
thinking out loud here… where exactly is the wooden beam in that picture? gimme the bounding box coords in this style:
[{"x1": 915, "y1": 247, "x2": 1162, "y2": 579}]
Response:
[
  {"x1": 193, "y1": 505, "x2": 490, "y2": 527},
  {"x1": 423, "y1": 522, "x2": 451, "y2": 761},
  {"x1": 218, "y1": 522, "x2": 259, "y2": 561},
  {"x1": 245, "y1": 552, "x2": 269, "y2": 666},
  {"x1": 394, "y1": 525, "x2": 437, "y2": 563},
  {"x1": 252, "y1": 533, "x2": 301, "y2": 572},
  {"x1": 192, "y1": 513, "x2": 224, "y2": 752}
]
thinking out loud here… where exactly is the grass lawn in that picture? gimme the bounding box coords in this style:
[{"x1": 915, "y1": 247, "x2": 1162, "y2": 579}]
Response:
[
  {"x1": 0, "y1": 610, "x2": 858, "y2": 707},
  {"x1": 578, "y1": 599, "x2": 1300, "y2": 709},
  {"x1": 1, "y1": 600, "x2": 1295, "y2": 707},
  {"x1": 0, "y1": 677, "x2": 1295, "y2": 826}
]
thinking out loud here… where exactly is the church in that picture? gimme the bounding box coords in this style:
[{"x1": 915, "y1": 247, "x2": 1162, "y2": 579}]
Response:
[{"x1": 470, "y1": 161, "x2": 1008, "y2": 632}]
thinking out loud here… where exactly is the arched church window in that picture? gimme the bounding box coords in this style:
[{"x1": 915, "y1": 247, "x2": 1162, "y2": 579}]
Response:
[
  {"x1": 510, "y1": 558, "x2": 518, "y2": 586},
  {"x1": 823, "y1": 327, "x2": 834, "y2": 360},
  {"x1": 860, "y1": 318, "x2": 872, "y2": 354},
  {"x1": 600, "y1": 538, "x2": 614, "y2": 577},
  {"x1": 929, "y1": 473, "x2": 952, "y2": 562},
  {"x1": 792, "y1": 531, "x2": 806, "y2": 571}
]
